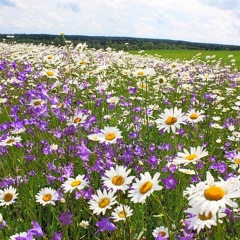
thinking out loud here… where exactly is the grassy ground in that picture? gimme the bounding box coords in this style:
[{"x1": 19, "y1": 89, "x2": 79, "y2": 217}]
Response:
[{"x1": 129, "y1": 49, "x2": 240, "y2": 67}]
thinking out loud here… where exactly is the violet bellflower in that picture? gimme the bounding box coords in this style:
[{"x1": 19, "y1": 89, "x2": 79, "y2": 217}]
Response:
[
  {"x1": 95, "y1": 217, "x2": 116, "y2": 235},
  {"x1": 162, "y1": 174, "x2": 179, "y2": 189},
  {"x1": 58, "y1": 211, "x2": 73, "y2": 226},
  {"x1": 51, "y1": 232, "x2": 63, "y2": 240}
]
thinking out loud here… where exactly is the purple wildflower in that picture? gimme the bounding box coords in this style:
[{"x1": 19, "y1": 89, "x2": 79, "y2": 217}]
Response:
[
  {"x1": 95, "y1": 217, "x2": 116, "y2": 235},
  {"x1": 58, "y1": 211, "x2": 73, "y2": 226},
  {"x1": 28, "y1": 220, "x2": 44, "y2": 237},
  {"x1": 51, "y1": 232, "x2": 63, "y2": 240},
  {"x1": 162, "y1": 174, "x2": 179, "y2": 189}
]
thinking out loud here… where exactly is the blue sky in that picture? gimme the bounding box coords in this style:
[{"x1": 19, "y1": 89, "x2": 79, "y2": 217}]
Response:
[{"x1": 0, "y1": 0, "x2": 240, "y2": 45}]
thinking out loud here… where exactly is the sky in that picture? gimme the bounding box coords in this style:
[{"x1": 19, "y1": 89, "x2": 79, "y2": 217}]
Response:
[{"x1": 0, "y1": 0, "x2": 240, "y2": 46}]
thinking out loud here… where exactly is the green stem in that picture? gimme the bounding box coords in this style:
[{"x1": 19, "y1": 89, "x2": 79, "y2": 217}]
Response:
[{"x1": 152, "y1": 193, "x2": 172, "y2": 238}]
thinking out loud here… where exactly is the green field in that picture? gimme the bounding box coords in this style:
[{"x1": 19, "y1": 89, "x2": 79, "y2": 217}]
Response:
[{"x1": 129, "y1": 49, "x2": 240, "y2": 67}]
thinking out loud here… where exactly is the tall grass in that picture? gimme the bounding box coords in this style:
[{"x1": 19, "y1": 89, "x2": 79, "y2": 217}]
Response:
[{"x1": 0, "y1": 38, "x2": 239, "y2": 240}]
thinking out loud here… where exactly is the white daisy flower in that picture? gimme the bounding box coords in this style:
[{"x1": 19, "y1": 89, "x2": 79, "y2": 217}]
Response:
[
  {"x1": 28, "y1": 98, "x2": 47, "y2": 107},
  {"x1": 98, "y1": 126, "x2": 122, "y2": 144},
  {"x1": 79, "y1": 220, "x2": 89, "y2": 229},
  {"x1": 184, "y1": 207, "x2": 226, "y2": 234},
  {"x1": 128, "y1": 172, "x2": 163, "y2": 203},
  {"x1": 183, "y1": 171, "x2": 240, "y2": 215},
  {"x1": 233, "y1": 152, "x2": 240, "y2": 164},
  {"x1": 101, "y1": 165, "x2": 135, "y2": 193},
  {"x1": 35, "y1": 187, "x2": 59, "y2": 206},
  {"x1": 185, "y1": 109, "x2": 205, "y2": 124},
  {"x1": 0, "y1": 135, "x2": 22, "y2": 146},
  {"x1": 106, "y1": 96, "x2": 119, "y2": 104},
  {"x1": 10, "y1": 232, "x2": 28, "y2": 240},
  {"x1": 173, "y1": 146, "x2": 209, "y2": 165},
  {"x1": 62, "y1": 175, "x2": 88, "y2": 193},
  {"x1": 111, "y1": 204, "x2": 133, "y2": 222},
  {"x1": 87, "y1": 133, "x2": 101, "y2": 141},
  {"x1": 178, "y1": 168, "x2": 196, "y2": 175},
  {"x1": 0, "y1": 186, "x2": 18, "y2": 206},
  {"x1": 132, "y1": 68, "x2": 156, "y2": 77},
  {"x1": 152, "y1": 226, "x2": 169, "y2": 239},
  {"x1": 155, "y1": 75, "x2": 167, "y2": 85},
  {"x1": 155, "y1": 107, "x2": 186, "y2": 133},
  {"x1": 66, "y1": 111, "x2": 88, "y2": 127},
  {"x1": 88, "y1": 189, "x2": 117, "y2": 215},
  {"x1": 42, "y1": 69, "x2": 58, "y2": 78}
]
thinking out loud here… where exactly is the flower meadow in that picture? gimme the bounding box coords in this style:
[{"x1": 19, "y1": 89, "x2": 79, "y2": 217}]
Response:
[{"x1": 0, "y1": 37, "x2": 240, "y2": 240}]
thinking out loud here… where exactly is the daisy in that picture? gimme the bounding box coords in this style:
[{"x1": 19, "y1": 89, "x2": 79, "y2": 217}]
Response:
[
  {"x1": 178, "y1": 168, "x2": 195, "y2": 175},
  {"x1": 42, "y1": 69, "x2": 58, "y2": 78},
  {"x1": 62, "y1": 175, "x2": 88, "y2": 193},
  {"x1": 35, "y1": 187, "x2": 59, "y2": 206},
  {"x1": 233, "y1": 152, "x2": 240, "y2": 164},
  {"x1": 155, "y1": 75, "x2": 167, "y2": 85},
  {"x1": 133, "y1": 68, "x2": 155, "y2": 77},
  {"x1": 111, "y1": 204, "x2": 133, "y2": 222},
  {"x1": 0, "y1": 186, "x2": 18, "y2": 206},
  {"x1": 128, "y1": 172, "x2": 163, "y2": 203},
  {"x1": 98, "y1": 126, "x2": 122, "y2": 144},
  {"x1": 101, "y1": 165, "x2": 135, "y2": 193},
  {"x1": 185, "y1": 109, "x2": 205, "y2": 124},
  {"x1": 88, "y1": 189, "x2": 117, "y2": 215},
  {"x1": 184, "y1": 207, "x2": 226, "y2": 234},
  {"x1": 173, "y1": 146, "x2": 209, "y2": 165},
  {"x1": 155, "y1": 107, "x2": 186, "y2": 133},
  {"x1": 10, "y1": 232, "x2": 28, "y2": 240},
  {"x1": 106, "y1": 96, "x2": 119, "y2": 104},
  {"x1": 66, "y1": 111, "x2": 88, "y2": 127},
  {"x1": 152, "y1": 226, "x2": 169, "y2": 239},
  {"x1": 0, "y1": 135, "x2": 22, "y2": 146},
  {"x1": 79, "y1": 220, "x2": 89, "y2": 229},
  {"x1": 87, "y1": 133, "x2": 101, "y2": 141},
  {"x1": 183, "y1": 171, "x2": 240, "y2": 215},
  {"x1": 28, "y1": 98, "x2": 47, "y2": 107}
]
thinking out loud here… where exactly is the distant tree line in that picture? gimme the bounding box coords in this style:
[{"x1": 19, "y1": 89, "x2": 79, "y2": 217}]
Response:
[{"x1": 1, "y1": 33, "x2": 240, "y2": 51}]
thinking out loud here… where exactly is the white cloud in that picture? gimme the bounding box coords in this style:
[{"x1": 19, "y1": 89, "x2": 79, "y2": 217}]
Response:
[{"x1": 0, "y1": 0, "x2": 240, "y2": 45}]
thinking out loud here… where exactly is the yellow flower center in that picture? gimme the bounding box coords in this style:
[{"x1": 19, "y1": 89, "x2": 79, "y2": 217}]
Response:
[
  {"x1": 199, "y1": 212, "x2": 212, "y2": 220},
  {"x1": 112, "y1": 176, "x2": 124, "y2": 186},
  {"x1": 57, "y1": 103, "x2": 63, "y2": 108},
  {"x1": 137, "y1": 71, "x2": 144, "y2": 76},
  {"x1": 46, "y1": 71, "x2": 54, "y2": 76},
  {"x1": 118, "y1": 210, "x2": 126, "y2": 218},
  {"x1": 6, "y1": 139, "x2": 15, "y2": 144},
  {"x1": 185, "y1": 154, "x2": 198, "y2": 161},
  {"x1": 79, "y1": 60, "x2": 84, "y2": 64},
  {"x1": 204, "y1": 186, "x2": 225, "y2": 200},
  {"x1": 47, "y1": 55, "x2": 52, "y2": 59},
  {"x1": 42, "y1": 194, "x2": 52, "y2": 202},
  {"x1": 33, "y1": 101, "x2": 41, "y2": 106},
  {"x1": 98, "y1": 198, "x2": 110, "y2": 208},
  {"x1": 189, "y1": 113, "x2": 199, "y2": 119},
  {"x1": 139, "y1": 181, "x2": 153, "y2": 194},
  {"x1": 4, "y1": 193, "x2": 13, "y2": 202},
  {"x1": 139, "y1": 83, "x2": 147, "y2": 89},
  {"x1": 158, "y1": 231, "x2": 166, "y2": 237},
  {"x1": 165, "y1": 116, "x2": 177, "y2": 125},
  {"x1": 159, "y1": 78, "x2": 164, "y2": 83},
  {"x1": 105, "y1": 133, "x2": 116, "y2": 141},
  {"x1": 71, "y1": 180, "x2": 81, "y2": 187},
  {"x1": 91, "y1": 137, "x2": 99, "y2": 141},
  {"x1": 235, "y1": 158, "x2": 240, "y2": 164},
  {"x1": 73, "y1": 117, "x2": 82, "y2": 124}
]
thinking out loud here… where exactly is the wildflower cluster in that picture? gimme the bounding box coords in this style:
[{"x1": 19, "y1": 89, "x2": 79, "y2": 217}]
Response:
[{"x1": 0, "y1": 38, "x2": 239, "y2": 239}]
